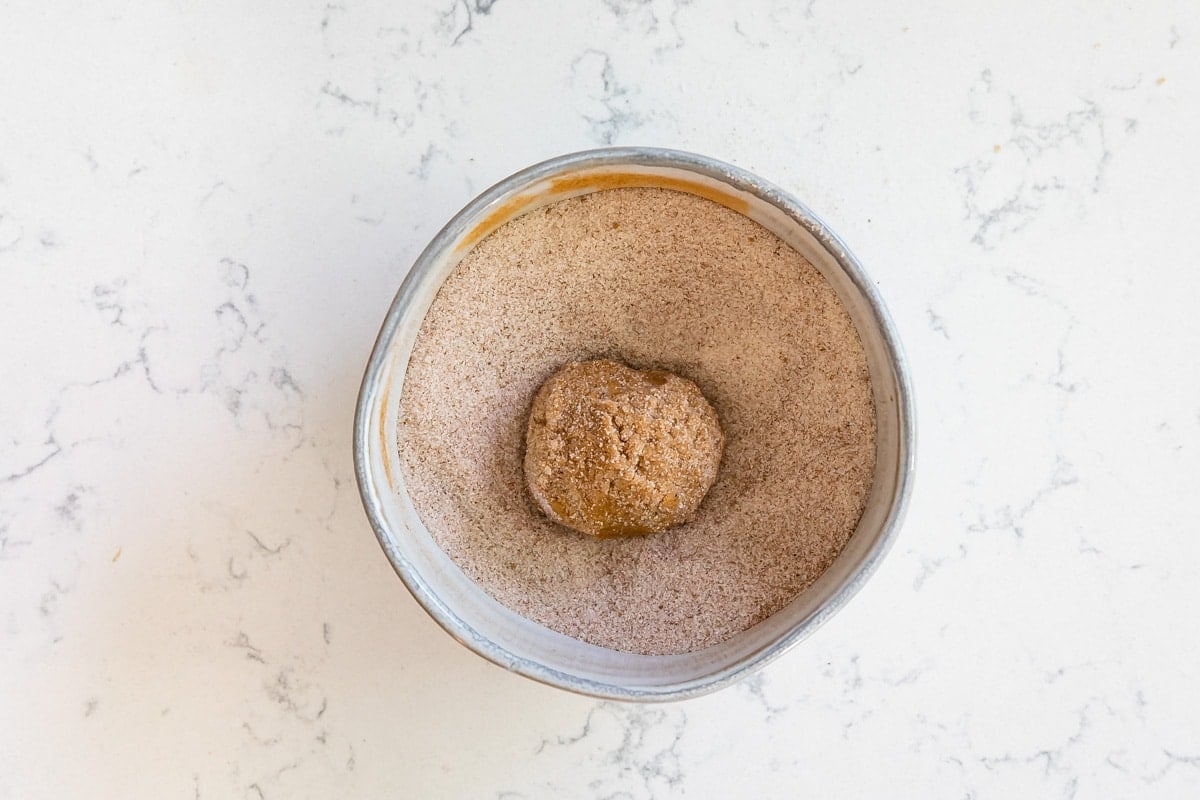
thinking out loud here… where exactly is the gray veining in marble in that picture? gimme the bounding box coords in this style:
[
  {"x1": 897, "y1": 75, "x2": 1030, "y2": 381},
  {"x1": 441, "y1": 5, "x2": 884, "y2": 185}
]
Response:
[{"x1": 2, "y1": 0, "x2": 1199, "y2": 797}]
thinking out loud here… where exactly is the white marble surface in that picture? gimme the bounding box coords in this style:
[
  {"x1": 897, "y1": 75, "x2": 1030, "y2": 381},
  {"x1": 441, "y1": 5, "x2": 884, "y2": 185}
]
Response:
[{"x1": 2, "y1": 1, "x2": 1198, "y2": 796}]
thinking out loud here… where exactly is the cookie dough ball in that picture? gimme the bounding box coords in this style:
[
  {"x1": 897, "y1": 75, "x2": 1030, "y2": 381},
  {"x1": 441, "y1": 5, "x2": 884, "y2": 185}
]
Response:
[{"x1": 524, "y1": 359, "x2": 725, "y2": 538}]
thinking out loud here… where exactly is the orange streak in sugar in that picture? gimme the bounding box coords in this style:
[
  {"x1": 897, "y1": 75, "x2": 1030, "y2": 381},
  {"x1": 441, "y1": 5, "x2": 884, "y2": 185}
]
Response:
[{"x1": 454, "y1": 172, "x2": 749, "y2": 254}]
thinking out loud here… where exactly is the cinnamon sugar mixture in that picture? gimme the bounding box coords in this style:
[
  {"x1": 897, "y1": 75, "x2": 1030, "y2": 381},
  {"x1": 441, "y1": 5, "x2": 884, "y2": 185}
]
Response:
[{"x1": 396, "y1": 187, "x2": 875, "y2": 655}]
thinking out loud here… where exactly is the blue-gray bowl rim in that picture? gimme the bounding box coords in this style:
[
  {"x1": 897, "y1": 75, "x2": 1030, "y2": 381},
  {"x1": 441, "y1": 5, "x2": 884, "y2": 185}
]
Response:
[{"x1": 352, "y1": 146, "x2": 916, "y2": 702}]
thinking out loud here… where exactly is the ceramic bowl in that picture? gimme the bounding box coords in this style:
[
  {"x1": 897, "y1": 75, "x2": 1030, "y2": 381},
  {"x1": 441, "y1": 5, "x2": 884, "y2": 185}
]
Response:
[{"x1": 353, "y1": 147, "x2": 915, "y2": 701}]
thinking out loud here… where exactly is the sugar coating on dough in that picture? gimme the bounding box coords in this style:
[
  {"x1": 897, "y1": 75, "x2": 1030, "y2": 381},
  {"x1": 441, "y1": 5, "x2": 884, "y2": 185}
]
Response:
[{"x1": 524, "y1": 359, "x2": 724, "y2": 538}]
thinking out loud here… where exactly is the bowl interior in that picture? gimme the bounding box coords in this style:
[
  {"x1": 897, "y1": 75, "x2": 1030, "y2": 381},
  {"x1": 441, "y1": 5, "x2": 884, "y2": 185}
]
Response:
[{"x1": 355, "y1": 151, "x2": 912, "y2": 700}]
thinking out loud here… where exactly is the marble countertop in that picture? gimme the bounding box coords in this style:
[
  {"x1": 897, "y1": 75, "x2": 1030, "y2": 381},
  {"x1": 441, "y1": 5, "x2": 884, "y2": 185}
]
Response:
[{"x1": 3, "y1": 1, "x2": 1198, "y2": 797}]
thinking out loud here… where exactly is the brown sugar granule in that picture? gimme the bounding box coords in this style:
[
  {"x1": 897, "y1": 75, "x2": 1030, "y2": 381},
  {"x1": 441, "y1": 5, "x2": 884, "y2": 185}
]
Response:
[
  {"x1": 524, "y1": 359, "x2": 725, "y2": 538},
  {"x1": 397, "y1": 187, "x2": 876, "y2": 655}
]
